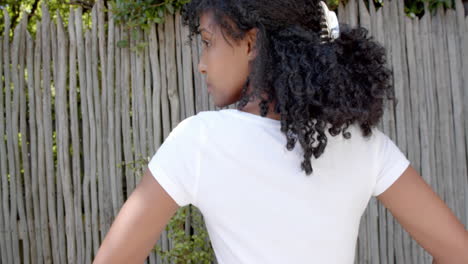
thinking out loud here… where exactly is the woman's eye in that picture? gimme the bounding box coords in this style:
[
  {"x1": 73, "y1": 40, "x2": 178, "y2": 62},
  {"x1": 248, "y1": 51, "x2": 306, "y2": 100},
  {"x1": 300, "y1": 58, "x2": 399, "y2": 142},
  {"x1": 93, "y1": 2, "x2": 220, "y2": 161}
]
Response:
[{"x1": 202, "y1": 40, "x2": 211, "y2": 47}]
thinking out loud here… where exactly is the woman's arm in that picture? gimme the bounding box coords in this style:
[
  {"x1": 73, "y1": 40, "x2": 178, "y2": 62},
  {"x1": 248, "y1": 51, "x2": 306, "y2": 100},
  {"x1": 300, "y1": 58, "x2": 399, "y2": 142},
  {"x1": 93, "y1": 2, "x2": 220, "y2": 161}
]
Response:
[
  {"x1": 93, "y1": 168, "x2": 179, "y2": 264},
  {"x1": 377, "y1": 165, "x2": 468, "y2": 264}
]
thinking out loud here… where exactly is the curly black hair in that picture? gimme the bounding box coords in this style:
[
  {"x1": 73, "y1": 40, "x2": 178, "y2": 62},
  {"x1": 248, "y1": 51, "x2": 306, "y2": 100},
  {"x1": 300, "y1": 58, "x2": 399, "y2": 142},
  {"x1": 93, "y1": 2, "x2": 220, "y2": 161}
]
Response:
[{"x1": 181, "y1": 0, "x2": 394, "y2": 175}]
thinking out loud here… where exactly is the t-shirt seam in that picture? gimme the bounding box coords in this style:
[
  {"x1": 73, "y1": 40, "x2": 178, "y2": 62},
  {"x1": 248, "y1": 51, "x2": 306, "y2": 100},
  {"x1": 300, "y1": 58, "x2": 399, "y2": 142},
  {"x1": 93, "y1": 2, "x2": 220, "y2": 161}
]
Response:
[
  {"x1": 149, "y1": 163, "x2": 189, "y2": 206},
  {"x1": 373, "y1": 159, "x2": 410, "y2": 196}
]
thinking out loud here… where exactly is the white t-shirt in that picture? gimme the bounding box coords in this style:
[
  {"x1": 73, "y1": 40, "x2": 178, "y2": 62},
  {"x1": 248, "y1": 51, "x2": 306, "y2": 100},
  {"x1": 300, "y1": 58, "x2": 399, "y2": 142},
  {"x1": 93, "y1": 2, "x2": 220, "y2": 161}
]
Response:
[{"x1": 148, "y1": 109, "x2": 410, "y2": 264}]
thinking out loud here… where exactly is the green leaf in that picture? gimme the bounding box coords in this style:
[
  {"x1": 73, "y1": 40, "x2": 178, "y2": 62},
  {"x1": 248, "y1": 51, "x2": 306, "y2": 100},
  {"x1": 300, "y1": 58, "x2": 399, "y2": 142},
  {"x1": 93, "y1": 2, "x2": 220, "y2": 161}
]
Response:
[
  {"x1": 117, "y1": 39, "x2": 129, "y2": 48},
  {"x1": 158, "y1": 8, "x2": 164, "y2": 18},
  {"x1": 154, "y1": 16, "x2": 164, "y2": 24},
  {"x1": 166, "y1": 3, "x2": 175, "y2": 14}
]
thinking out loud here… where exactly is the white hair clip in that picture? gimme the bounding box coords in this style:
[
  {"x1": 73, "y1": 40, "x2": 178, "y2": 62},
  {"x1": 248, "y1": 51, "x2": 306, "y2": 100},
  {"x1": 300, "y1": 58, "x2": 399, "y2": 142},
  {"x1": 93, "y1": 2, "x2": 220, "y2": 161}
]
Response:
[{"x1": 319, "y1": 1, "x2": 340, "y2": 43}]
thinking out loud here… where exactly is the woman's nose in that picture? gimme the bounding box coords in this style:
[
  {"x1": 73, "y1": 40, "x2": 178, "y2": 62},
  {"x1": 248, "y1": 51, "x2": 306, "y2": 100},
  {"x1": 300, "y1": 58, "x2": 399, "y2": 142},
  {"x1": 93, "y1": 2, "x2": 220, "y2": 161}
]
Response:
[{"x1": 198, "y1": 61, "x2": 207, "y2": 75}]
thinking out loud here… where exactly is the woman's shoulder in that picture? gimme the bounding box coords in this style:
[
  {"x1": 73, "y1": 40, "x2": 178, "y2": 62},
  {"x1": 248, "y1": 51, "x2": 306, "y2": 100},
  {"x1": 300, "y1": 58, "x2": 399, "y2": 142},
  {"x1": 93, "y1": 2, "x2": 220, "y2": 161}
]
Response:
[
  {"x1": 173, "y1": 110, "x2": 230, "y2": 135},
  {"x1": 186, "y1": 109, "x2": 261, "y2": 126}
]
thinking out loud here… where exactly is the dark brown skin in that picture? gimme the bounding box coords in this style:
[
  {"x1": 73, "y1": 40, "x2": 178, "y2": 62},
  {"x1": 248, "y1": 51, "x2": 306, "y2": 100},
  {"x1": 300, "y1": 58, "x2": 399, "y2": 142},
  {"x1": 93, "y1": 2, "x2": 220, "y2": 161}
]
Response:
[{"x1": 93, "y1": 12, "x2": 468, "y2": 263}]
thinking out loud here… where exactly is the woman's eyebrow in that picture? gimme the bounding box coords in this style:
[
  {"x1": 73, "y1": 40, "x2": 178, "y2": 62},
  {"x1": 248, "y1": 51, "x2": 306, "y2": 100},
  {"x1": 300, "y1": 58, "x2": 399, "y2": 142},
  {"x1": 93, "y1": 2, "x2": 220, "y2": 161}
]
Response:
[{"x1": 199, "y1": 27, "x2": 213, "y2": 35}]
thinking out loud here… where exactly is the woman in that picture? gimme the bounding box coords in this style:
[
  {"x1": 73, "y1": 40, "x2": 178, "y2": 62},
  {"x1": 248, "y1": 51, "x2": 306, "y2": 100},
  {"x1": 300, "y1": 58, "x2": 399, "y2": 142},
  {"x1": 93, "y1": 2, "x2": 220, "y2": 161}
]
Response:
[{"x1": 94, "y1": 0, "x2": 468, "y2": 263}]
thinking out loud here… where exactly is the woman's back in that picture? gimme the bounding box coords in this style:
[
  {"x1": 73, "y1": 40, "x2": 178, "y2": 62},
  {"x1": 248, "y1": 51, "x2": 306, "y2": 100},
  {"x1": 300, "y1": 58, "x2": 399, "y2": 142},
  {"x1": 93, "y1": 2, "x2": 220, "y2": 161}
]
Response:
[{"x1": 148, "y1": 109, "x2": 409, "y2": 263}]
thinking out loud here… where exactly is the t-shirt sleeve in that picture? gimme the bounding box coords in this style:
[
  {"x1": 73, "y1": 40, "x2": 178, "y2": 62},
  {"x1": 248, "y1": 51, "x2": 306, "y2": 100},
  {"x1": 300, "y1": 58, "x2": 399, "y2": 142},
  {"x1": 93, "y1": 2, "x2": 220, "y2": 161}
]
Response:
[
  {"x1": 372, "y1": 130, "x2": 410, "y2": 196},
  {"x1": 147, "y1": 115, "x2": 203, "y2": 207}
]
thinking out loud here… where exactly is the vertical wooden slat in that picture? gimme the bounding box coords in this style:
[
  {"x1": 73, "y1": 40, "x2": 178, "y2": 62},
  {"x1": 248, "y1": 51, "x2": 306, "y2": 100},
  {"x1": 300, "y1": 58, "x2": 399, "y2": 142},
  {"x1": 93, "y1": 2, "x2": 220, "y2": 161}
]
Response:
[
  {"x1": 34, "y1": 22, "x2": 52, "y2": 264},
  {"x1": 180, "y1": 14, "x2": 195, "y2": 118},
  {"x1": 3, "y1": 9, "x2": 19, "y2": 264},
  {"x1": 16, "y1": 16, "x2": 30, "y2": 264},
  {"x1": 75, "y1": 7, "x2": 92, "y2": 264},
  {"x1": 89, "y1": 6, "x2": 101, "y2": 256},
  {"x1": 121, "y1": 28, "x2": 134, "y2": 197},
  {"x1": 96, "y1": 0, "x2": 112, "y2": 241},
  {"x1": 0, "y1": 36, "x2": 8, "y2": 264},
  {"x1": 158, "y1": 23, "x2": 171, "y2": 138},
  {"x1": 50, "y1": 16, "x2": 67, "y2": 264},
  {"x1": 89, "y1": 6, "x2": 103, "y2": 252},
  {"x1": 68, "y1": 9, "x2": 84, "y2": 264},
  {"x1": 337, "y1": 2, "x2": 347, "y2": 26},
  {"x1": 175, "y1": 13, "x2": 186, "y2": 120},
  {"x1": 357, "y1": 0, "x2": 371, "y2": 32},
  {"x1": 114, "y1": 25, "x2": 124, "y2": 210},
  {"x1": 25, "y1": 30, "x2": 39, "y2": 264},
  {"x1": 40, "y1": 5, "x2": 60, "y2": 264},
  {"x1": 85, "y1": 27, "x2": 98, "y2": 260},
  {"x1": 345, "y1": 0, "x2": 358, "y2": 27},
  {"x1": 7, "y1": 19, "x2": 19, "y2": 264},
  {"x1": 164, "y1": 13, "x2": 180, "y2": 129},
  {"x1": 144, "y1": 33, "x2": 154, "y2": 157},
  {"x1": 0, "y1": 36, "x2": 10, "y2": 263},
  {"x1": 129, "y1": 31, "x2": 139, "y2": 188},
  {"x1": 130, "y1": 29, "x2": 139, "y2": 163},
  {"x1": 136, "y1": 29, "x2": 147, "y2": 158},
  {"x1": 149, "y1": 23, "x2": 162, "y2": 151},
  {"x1": 57, "y1": 13, "x2": 77, "y2": 264},
  {"x1": 106, "y1": 9, "x2": 119, "y2": 218},
  {"x1": 83, "y1": 30, "x2": 94, "y2": 263},
  {"x1": 0, "y1": 12, "x2": 12, "y2": 264},
  {"x1": 50, "y1": 19, "x2": 63, "y2": 263},
  {"x1": 0, "y1": 41, "x2": 3, "y2": 262},
  {"x1": 12, "y1": 14, "x2": 27, "y2": 264}
]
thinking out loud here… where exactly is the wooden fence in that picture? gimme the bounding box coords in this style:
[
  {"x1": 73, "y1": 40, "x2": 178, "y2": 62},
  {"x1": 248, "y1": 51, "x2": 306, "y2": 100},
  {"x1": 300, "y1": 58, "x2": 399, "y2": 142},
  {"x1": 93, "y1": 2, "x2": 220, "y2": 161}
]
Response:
[{"x1": 0, "y1": 0, "x2": 467, "y2": 263}]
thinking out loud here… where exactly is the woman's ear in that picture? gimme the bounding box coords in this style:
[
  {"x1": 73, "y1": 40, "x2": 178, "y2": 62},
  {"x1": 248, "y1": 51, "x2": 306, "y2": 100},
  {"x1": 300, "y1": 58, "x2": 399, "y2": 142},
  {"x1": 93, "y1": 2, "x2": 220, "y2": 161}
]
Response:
[{"x1": 246, "y1": 28, "x2": 258, "y2": 60}]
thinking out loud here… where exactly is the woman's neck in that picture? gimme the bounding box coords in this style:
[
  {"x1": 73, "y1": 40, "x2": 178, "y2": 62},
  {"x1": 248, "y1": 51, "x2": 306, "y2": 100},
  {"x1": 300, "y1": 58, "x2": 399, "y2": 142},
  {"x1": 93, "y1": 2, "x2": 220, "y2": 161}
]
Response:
[{"x1": 239, "y1": 98, "x2": 281, "y2": 121}]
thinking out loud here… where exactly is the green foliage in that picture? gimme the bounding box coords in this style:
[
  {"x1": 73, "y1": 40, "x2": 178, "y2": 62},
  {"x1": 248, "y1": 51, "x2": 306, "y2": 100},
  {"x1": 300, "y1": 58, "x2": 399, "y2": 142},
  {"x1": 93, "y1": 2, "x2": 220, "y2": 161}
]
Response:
[
  {"x1": 109, "y1": 0, "x2": 190, "y2": 30},
  {"x1": 403, "y1": 0, "x2": 455, "y2": 18},
  {"x1": 154, "y1": 205, "x2": 215, "y2": 264},
  {"x1": 109, "y1": 0, "x2": 190, "y2": 51},
  {"x1": 0, "y1": 0, "x2": 94, "y2": 36}
]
